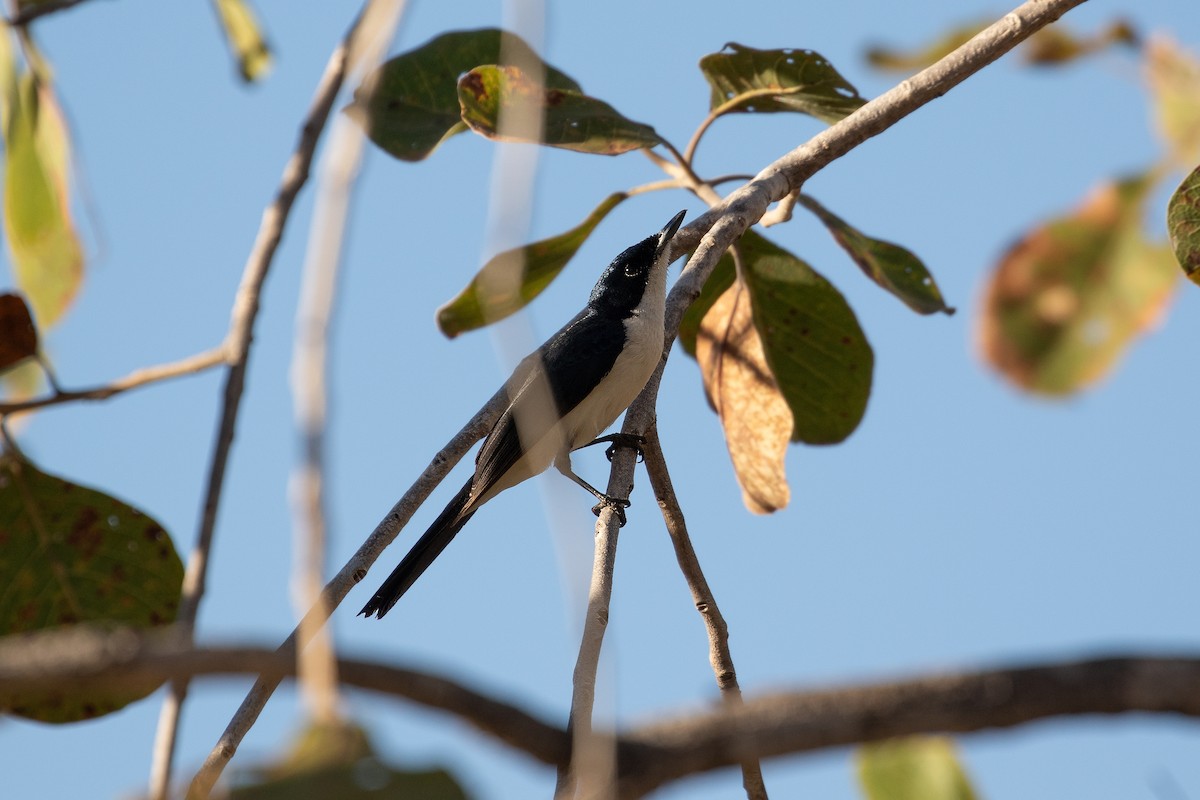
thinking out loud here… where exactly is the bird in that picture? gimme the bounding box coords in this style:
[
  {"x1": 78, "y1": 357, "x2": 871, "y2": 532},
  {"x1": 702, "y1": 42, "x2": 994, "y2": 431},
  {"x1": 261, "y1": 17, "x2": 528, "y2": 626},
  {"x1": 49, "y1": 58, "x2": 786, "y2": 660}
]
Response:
[{"x1": 359, "y1": 210, "x2": 687, "y2": 619}]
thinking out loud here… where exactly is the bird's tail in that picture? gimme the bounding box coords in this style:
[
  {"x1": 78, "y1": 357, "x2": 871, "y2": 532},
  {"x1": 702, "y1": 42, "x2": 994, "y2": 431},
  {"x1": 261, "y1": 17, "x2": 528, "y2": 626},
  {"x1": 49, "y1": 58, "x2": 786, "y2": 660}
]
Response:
[{"x1": 359, "y1": 479, "x2": 477, "y2": 619}]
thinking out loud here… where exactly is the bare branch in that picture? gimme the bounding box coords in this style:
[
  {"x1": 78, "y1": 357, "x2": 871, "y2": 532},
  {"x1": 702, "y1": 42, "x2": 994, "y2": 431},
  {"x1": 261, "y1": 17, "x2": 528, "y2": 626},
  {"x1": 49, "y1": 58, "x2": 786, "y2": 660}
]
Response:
[
  {"x1": 2, "y1": 629, "x2": 1199, "y2": 799},
  {"x1": 7, "y1": 0, "x2": 96, "y2": 26},
  {"x1": 641, "y1": 426, "x2": 766, "y2": 799},
  {"x1": 0, "y1": 347, "x2": 228, "y2": 417}
]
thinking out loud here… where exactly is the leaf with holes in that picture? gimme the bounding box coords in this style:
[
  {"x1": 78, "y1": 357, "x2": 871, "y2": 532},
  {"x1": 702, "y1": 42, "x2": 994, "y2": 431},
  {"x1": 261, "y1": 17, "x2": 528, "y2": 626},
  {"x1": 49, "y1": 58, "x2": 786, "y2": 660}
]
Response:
[
  {"x1": 978, "y1": 175, "x2": 1180, "y2": 395},
  {"x1": 699, "y1": 43, "x2": 866, "y2": 124},
  {"x1": 348, "y1": 28, "x2": 581, "y2": 162},
  {"x1": 799, "y1": 195, "x2": 953, "y2": 315},
  {"x1": 1168, "y1": 164, "x2": 1200, "y2": 285},
  {"x1": 695, "y1": 271, "x2": 792, "y2": 514},
  {"x1": 0, "y1": 453, "x2": 183, "y2": 722},
  {"x1": 0, "y1": 293, "x2": 38, "y2": 370},
  {"x1": 858, "y1": 737, "x2": 979, "y2": 800},
  {"x1": 438, "y1": 192, "x2": 629, "y2": 338},
  {"x1": 457, "y1": 65, "x2": 661, "y2": 154}
]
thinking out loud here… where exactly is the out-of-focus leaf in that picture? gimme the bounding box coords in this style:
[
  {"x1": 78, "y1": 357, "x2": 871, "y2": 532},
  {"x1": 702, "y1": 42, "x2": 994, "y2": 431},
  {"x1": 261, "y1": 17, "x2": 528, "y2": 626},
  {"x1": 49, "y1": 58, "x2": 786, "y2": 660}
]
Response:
[
  {"x1": 799, "y1": 195, "x2": 953, "y2": 315},
  {"x1": 695, "y1": 270, "x2": 792, "y2": 514},
  {"x1": 978, "y1": 175, "x2": 1179, "y2": 395},
  {"x1": 1145, "y1": 37, "x2": 1200, "y2": 166},
  {"x1": 231, "y1": 720, "x2": 472, "y2": 800},
  {"x1": 0, "y1": 453, "x2": 183, "y2": 722},
  {"x1": 457, "y1": 65, "x2": 662, "y2": 154},
  {"x1": 3, "y1": 72, "x2": 84, "y2": 328},
  {"x1": 0, "y1": 293, "x2": 38, "y2": 370},
  {"x1": 1022, "y1": 19, "x2": 1139, "y2": 66},
  {"x1": 699, "y1": 43, "x2": 866, "y2": 124},
  {"x1": 866, "y1": 22, "x2": 988, "y2": 72},
  {"x1": 211, "y1": 0, "x2": 273, "y2": 82},
  {"x1": 0, "y1": 357, "x2": 43, "y2": 403},
  {"x1": 437, "y1": 192, "x2": 628, "y2": 338},
  {"x1": 858, "y1": 737, "x2": 979, "y2": 800},
  {"x1": 348, "y1": 29, "x2": 581, "y2": 162},
  {"x1": 1168, "y1": 164, "x2": 1200, "y2": 285}
]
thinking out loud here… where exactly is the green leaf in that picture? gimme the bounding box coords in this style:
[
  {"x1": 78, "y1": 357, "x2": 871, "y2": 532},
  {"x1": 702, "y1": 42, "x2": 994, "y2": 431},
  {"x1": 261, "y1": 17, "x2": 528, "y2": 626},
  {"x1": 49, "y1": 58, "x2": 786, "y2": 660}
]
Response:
[
  {"x1": 349, "y1": 28, "x2": 581, "y2": 162},
  {"x1": 1145, "y1": 37, "x2": 1200, "y2": 167},
  {"x1": 211, "y1": 0, "x2": 273, "y2": 82},
  {"x1": 1021, "y1": 19, "x2": 1139, "y2": 66},
  {"x1": 979, "y1": 175, "x2": 1180, "y2": 395},
  {"x1": 1168, "y1": 164, "x2": 1200, "y2": 285},
  {"x1": 457, "y1": 65, "x2": 662, "y2": 154},
  {"x1": 799, "y1": 194, "x2": 953, "y2": 315},
  {"x1": 740, "y1": 230, "x2": 873, "y2": 444},
  {"x1": 0, "y1": 453, "x2": 183, "y2": 722},
  {"x1": 231, "y1": 720, "x2": 472, "y2": 800},
  {"x1": 437, "y1": 192, "x2": 628, "y2": 337},
  {"x1": 0, "y1": 293, "x2": 38, "y2": 370},
  {"x1": 3, "y1": 71, "x2": 84, "y2": 328},
  {"x1": 699, "y1": 43, "x2": 866, "y2": 125},
  {"x1": 858, "y1": 737, "x2": 979, "y2": 800}
]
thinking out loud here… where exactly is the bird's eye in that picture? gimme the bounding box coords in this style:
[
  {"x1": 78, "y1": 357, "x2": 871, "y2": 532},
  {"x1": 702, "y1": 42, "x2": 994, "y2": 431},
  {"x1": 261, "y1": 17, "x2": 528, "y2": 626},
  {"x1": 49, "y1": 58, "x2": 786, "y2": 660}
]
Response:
[{"x1": 623, "y1": 263, "x2": 640, "y2": 277}]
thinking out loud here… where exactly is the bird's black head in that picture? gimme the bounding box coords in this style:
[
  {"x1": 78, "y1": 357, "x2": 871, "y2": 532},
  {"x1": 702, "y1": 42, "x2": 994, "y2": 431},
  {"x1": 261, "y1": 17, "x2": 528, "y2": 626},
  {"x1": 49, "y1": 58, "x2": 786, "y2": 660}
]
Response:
[{"x1": 588, "y1": 211, "x2": 686, "y2": 318}]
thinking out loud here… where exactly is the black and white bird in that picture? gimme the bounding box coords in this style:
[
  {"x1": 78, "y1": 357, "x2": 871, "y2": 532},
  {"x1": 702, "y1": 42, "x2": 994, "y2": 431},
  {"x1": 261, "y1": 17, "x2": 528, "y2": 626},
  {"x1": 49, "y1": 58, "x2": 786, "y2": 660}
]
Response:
[{"x1": 360, "y1": 210, "x2": 687, "y2": 619}]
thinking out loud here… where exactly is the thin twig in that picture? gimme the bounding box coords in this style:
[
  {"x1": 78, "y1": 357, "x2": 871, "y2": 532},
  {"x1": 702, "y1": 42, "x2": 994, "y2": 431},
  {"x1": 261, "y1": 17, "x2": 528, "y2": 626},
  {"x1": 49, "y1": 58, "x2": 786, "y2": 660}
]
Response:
[
  {"x1": 147, "y1": 10, "x2": 371, "y2": 798},
  {"x1": 641, "y1": 425, "x2": 767, "y2": 800},
  {"x1": 6, "y1": 0, "x2": 94, "y2": 26},
  {"x1": 0, "y1": 347, "x2": 228, "y2": 417}
]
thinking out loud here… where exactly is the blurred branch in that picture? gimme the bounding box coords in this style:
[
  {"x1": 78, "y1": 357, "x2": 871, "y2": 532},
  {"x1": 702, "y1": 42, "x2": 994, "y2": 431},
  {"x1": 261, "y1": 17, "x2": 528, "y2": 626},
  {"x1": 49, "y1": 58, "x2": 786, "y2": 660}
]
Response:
[
  {"x1": 4, "y1": 629, "x2": 1199, "y2": 799},
  {"x1": 640, "y1": 425, "x2": 767, "y2": 800},
  {"x1": 7, "y1": 0, "x2": 95, "y2": 26},
  {"x1": 0, "y1": 347, "x2": 228, "y2": 417}
]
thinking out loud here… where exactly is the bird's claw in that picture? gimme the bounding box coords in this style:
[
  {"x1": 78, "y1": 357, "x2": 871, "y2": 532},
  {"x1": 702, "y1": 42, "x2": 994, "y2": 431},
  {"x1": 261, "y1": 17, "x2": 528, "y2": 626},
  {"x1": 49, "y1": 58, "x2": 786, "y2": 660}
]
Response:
[
  {"x1": 592, "y1": 496, "x2": 631, "y2": 527},
  {"x1": 603, "y1": 433, "x2": 646, "y2": 463}
]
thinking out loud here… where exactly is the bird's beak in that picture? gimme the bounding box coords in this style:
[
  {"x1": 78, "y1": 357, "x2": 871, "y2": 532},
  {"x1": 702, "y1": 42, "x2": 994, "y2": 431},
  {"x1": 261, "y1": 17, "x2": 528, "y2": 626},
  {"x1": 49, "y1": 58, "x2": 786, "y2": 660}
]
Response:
[{"x1": 656, "y1": 210, "x2": 687, "y2": 259}]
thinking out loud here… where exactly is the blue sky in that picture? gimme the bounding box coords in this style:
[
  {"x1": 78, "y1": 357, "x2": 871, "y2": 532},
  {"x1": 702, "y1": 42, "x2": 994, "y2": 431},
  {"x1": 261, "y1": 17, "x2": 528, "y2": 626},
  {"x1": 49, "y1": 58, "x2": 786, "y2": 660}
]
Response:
[{"x1": 3, "y1": 0, "x2": 1199, "y2": 798}]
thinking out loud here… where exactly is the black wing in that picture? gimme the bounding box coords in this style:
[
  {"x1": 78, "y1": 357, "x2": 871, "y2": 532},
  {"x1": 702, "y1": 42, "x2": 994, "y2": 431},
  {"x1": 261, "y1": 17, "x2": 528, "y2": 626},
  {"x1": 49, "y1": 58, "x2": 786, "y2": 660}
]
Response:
[{"x1": 470, "y1": 308, "x2": 626, "y2": 500}]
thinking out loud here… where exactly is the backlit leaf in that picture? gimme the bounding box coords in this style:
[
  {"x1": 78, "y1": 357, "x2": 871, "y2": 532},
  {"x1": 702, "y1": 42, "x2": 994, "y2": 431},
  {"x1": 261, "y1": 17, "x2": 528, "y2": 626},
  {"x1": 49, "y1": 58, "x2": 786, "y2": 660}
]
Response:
[
  {"x1": 678, "y1": 251, "x2": 735, "y2": 356},
  {"x1": 1167, "y1": 164, "x2": 1200, "y2": 285},
  {"x1": 457, "y1": 65, "x2": 662, "y2": 154},
  {"x1": 211, "y1": 0, "x2": 273, "y2": 82},
  {"x1": 1145, "y1": 37, "x2": 1200, "y2": 167},
  {"x1": 0, "y1": 293, "x2": 37, "y2": 370},
  {"x1": 0, "y1": 453, "x2": 183, "y2": 722},
  {"x1": 695, "y1": 271, "x2": 792, "y2": 514},
  {"x1": 700, "y1": 43, "x2": 866, "y2": 124},
  {"x1": 349, "y1": 29, "x2": 581, "y2": 162},
  {"x1": 3, "y1": 72, "x2": 84, "y2": 328},
  {"x1": 866, "y1": 22, "x2": 988, "y2": 72},
  {"x1": 1022, "y1": 19, "x2": 1139, "y2": 66},
  {"x1": 437, "y1": 192, "x2": 628, "y2": 338},
  {"x1": 858, "y1": 737, "x2": 979, "y2": 800},
  {"x1": 978, "y1": 175, "x2": 1179, "y2": 395},
  {"x1": 799, "y1": 195, "x2": 953, "y2": 315}
]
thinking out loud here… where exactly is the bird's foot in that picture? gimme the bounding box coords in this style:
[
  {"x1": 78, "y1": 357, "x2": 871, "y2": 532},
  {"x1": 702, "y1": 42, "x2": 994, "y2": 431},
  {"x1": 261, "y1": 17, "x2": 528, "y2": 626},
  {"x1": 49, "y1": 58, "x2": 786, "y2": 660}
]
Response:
[
  {"x1": 585, "y1": 433, "x2": 646, "y2": 463},
  {"x1": 592, "y1": 495, "x2": 631, "y2": 527}
]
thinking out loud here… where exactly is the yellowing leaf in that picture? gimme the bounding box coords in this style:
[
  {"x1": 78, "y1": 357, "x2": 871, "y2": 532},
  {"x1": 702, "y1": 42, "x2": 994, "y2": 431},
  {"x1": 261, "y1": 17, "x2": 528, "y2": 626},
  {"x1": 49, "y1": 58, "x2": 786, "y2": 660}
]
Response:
[
  {"x1": 695, "y1": 275, "x2": 792, "y2": 514},
  {"x1": 437, "y1": 192, "x2": 628, "y2": 337},
  {"x1": 349, "y1": 29, "x2": 581, "y2": 162},
  {"x1": 457, "y1": 65, "x2": 661, "y2": 155},
  {"x1": 0, "y1": 454, "x2": 183, "y2": 722},
  {"x1": 212, "y1": 0, "x2": 273, "y2": 82},
  {"x1": 1145, "y1": 37, "x2": 1200, "y2": 166},
  {"x1": 978, "y1": 176, "x2": 1179, "y2": 395},
  {"x1": 1168, "y1": 164, "x2": 1200, "y2": 285},
  {"x1": 3, "y1": 73, "x2": 84, "y2": 328},
  {"x1": 858, "y1": 737, "x2": 979, "y2": 800}
]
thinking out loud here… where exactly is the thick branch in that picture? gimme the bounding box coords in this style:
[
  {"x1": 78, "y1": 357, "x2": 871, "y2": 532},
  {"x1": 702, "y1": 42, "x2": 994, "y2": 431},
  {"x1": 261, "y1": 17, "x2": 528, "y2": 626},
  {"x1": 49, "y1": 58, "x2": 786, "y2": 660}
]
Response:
[{"x1": 2, "y1": 629, "x2": 1198, "y2": 798}]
